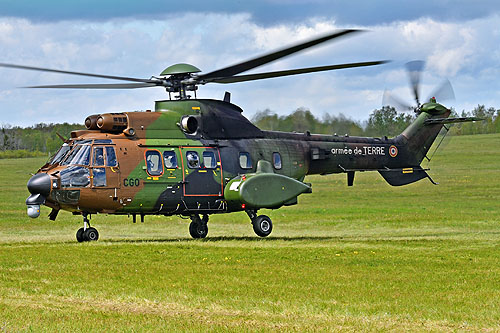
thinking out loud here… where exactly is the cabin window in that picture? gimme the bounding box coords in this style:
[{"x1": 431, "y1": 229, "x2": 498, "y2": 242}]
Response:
[
  {"x1": 93, "y1": 147, "x2": 105, "y2": 166},
  {"x1": 163, "y1": 151, "x2": 178, "y2": 169},
  {"x1": 239, "y1": 152, "x2": 252, "y2": 169},
  {"x1": 106, "y1": 147, "x2": 117, "y2": 167},
  {"x1": 273, "y1": 152, "x2": 282, "y2": 170},
  {"x1": 145, "y1": 150, "x2": 163, "y2": 176},
  {"x1": 203, "y1": 151, "x2": 216, "y2": 169},
  {"x1": 186, "y1": 151, "x2": 200, "y2": 168},
  {"x1": 93, "y1": 168, "x2": 106, "y2": 187}
]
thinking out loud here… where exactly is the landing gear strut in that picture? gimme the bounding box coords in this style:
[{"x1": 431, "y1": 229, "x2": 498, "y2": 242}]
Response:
[
  {"x1": 246, "y1": 210, "x2": 273, "y2": 237},
  {"x1": 189, "y1": 214, "x2": 208, "y2": 239},
  {"x1": 76, "y1": 213, "x2": 99, "y2": 242}
]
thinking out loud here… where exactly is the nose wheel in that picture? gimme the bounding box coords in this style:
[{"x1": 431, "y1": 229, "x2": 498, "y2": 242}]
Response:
[{"x1": 76, "y1": 213, "x2": 99, "y2": 242}]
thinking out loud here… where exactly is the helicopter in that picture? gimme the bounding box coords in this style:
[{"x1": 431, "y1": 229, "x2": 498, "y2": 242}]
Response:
[{"x1": 1, "y1": 29, "x2": 480, "y2": 242}]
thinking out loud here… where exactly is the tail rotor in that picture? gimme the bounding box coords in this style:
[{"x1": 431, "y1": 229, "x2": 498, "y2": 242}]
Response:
[
  {"x1": 405, "y1": 60, "x2": 425, "y2": 106},
  {"x1": 383, "y1": 60, "x2": 455, "y2": 114}
]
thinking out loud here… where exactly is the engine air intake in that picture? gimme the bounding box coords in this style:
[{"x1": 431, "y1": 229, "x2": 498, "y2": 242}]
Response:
[
  {"x1": 84, "y1": 115, "x2": 100, "y2": 130},
  {"x1": 96, "y1": 113, "x2": 128, "y2": 132},
  {"x1": 181, "y1": 115, "x2": 199, "y2": 134}
]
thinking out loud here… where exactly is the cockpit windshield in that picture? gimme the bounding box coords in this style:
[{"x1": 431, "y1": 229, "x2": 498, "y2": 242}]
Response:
[
  {"x1": 48, "y1": 139, "x2": 116, "y2": 188},
  {"x1": 61, "y1": 144, "x2": 91, "y2": 166},
  {"x1": 60, "y1": 166, "x2": 90, "y2": 188},
  {"x1": 48, "y1": 143, "x2": 71, "y2": 165}
]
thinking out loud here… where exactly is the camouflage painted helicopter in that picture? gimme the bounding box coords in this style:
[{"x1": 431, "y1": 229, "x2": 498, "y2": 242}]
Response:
[{"x1": 1, "y1": 29, "x2": 479, "y2": 242}]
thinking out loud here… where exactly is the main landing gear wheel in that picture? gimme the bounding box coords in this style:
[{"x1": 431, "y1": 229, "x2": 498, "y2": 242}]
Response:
[
  {"x1": 252, "y1": 215, "x2": 273, "y2": 237},
  {"x1": 76, "y1": 228, "x2": 85, "y2": 243},
  {"x1": 189, "y1": 214, "x2": 209, "y2": 239},
  {"x1": 84, "y1": 227, "x2": 99, "y2": 241},
  {"x1": 76, "y1": 213, "x2": 99, "y2": 242}
]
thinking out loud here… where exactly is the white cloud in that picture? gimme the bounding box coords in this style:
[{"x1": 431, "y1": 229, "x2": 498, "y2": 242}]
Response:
[{"x1": 0, "y1": 13, "x2": 499, "y2": 127}]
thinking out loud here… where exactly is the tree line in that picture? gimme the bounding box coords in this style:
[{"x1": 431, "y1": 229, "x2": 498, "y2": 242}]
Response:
[
  {"x1": 1, "y1": 123, "x2": 82, "y2": 155},
  {"x1": 0, "y1": 105, "x2": 498, "y2": 156},
  {"x1": 252, "y1": 104, "x2": 500, "y2": 137}
]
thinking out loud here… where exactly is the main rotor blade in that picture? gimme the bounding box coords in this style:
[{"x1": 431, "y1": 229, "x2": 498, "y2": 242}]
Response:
[
  {"x1": 382, "y1": 90, "x2": 414, "y2": 112},
  {"x1": 23, "y1": 83, "x2": 158, "y2": 89},
  {"x1": 405, "y1": 60, "x2": 425, "y2": 105},
  {"x1": 427, "y1": 79, "x2": 455, "y2": 103},
  {"x1": 0, "y1": 63, "x2": 154, "y2": 83},
  {"x1": 197, "y1": 29, "x2": 362, "y2": 81},
  {"x1": 206, "y1": 60, "x2": 389, "y2": 84}
]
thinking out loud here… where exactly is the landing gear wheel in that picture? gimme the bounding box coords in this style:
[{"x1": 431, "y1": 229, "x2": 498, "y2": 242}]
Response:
[
  {"x1": 188, "y1": 214, "x2": 209, "y2": 239},
  {"x1": 253, "y1": 215, "x2": 273, "y2": 237},
  {"x1": 84, "y1": 227, "x2": 99, "y2": 241},
  {"x1": 77, "y1": 213, "x2": 99, "y2": 242},
  {"x1": 76, "y1": 228, "x2": 85, "y2": 242},
  {"x1": 189, "y1": 221, "x2": 208, "y2": 239}
]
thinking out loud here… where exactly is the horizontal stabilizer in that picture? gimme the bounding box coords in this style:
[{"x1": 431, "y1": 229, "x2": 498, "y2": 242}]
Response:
[
  {"x1": 379, "y1": 166, "x2": 432, "y2": 186},
  {"x1": 424, "y1": 117, "x2": 483, "y2": 125}
]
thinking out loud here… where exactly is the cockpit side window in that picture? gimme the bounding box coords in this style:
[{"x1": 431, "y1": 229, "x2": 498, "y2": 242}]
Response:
[
  {"x1": 93, "y1": 147, "x2": 105, "y2": 166},
  {"x1": 92, "y1": 168, "x2": 106, "y2": 187},
  {"x1": 106, "y1": 147, "x2": 117, "y2": 167},
  {"x1": 93, "y1": 146, "x2": 117, "y2": 167}
]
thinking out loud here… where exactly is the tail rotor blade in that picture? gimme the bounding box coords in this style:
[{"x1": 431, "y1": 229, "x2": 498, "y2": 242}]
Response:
[
  {"x1": 382, "y1": 89, "x2": 414, "y2": 112},
  {"x1": 405, "y1": 60, "x2": 425, "y2": 105},
  {"x1": 427, "y1": 79, "x2": 455, "y2": 103}
]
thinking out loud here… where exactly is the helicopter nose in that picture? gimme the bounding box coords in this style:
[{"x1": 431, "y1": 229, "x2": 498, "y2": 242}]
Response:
[
  {"x1": 26, "y1": 173, "x2": 51, "y2": 218},
  {"x1": 27, "y1": 173, "x2": 51, "y2": 197}
]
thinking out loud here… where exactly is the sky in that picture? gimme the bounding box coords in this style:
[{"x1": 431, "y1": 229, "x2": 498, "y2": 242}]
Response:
[{"x1": 0, "y1": 0, "x2": 499, "y2": 126}]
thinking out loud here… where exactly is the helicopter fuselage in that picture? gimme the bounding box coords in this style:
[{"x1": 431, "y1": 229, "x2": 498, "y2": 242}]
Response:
[{"x1": 27, "y1": 98, "x2": 448, "y2": 221}]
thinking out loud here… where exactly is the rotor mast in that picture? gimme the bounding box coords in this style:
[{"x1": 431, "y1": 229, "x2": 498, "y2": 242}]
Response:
[{"x1": 158, "y1": 64, "x2": 201, "y2": 100}]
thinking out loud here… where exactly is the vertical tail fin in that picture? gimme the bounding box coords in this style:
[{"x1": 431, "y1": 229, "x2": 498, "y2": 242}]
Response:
[
  {"x1": 379, "y1": 104, "x2": 451, "y2": 186},
  {"x1": 398, "y1": 106, "x2": 451, "y2": 165}
]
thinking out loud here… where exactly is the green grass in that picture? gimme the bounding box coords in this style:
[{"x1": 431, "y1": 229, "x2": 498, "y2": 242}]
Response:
[
  {"x1": 0, "y1": 150, "x2": 47, "y2": 159},
  {"x1": 0, "y1": 134, "x2": 499, "y2": 331}
]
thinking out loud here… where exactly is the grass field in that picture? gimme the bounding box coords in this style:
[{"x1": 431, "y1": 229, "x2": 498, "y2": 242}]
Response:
[{"x1": 0, "y1": 134, "x2": 499, "y2": 331}]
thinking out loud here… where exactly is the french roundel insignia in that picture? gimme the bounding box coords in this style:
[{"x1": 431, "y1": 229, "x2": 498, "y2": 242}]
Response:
[{"x1": 389, "y1": 145, "x2": 398, "y2": 157}]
